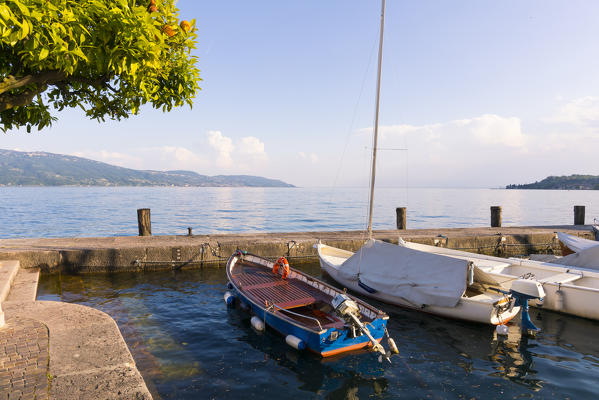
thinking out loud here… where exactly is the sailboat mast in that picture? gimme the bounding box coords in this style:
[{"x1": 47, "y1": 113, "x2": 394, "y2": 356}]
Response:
[{"x1": 367, "y1": 0, "x2": 386, "y2": 239}]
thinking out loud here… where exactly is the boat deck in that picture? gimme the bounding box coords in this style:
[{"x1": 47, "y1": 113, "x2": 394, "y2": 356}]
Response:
[
  {"x1": 232, "y1": 261, "x2": 330, "y2": 309},
  {"x1": 231, "y1": 260, "x2": 346, "y2": 329}
]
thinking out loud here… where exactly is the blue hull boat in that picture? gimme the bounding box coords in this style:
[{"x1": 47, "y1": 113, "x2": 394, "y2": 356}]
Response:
[{"x1": 225, "y1": 251, "x2": 396, "y2": 359}]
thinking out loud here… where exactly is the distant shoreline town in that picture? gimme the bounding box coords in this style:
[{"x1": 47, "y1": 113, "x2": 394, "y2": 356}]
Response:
[
  {"x1": 0, "y1": 149, "x2": 294, "y2": 188},
  {"x1": 507, "y1": 175, "x2": 599, "y2": 190}
]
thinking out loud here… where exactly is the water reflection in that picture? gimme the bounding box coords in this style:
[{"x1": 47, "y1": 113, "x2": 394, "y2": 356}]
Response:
[
  {"x1": 36, "y1": 266, "x2": 599, "y2": 399},
  {"x1": 488, "y1": 328, "x2": 541, "y2": 390}
]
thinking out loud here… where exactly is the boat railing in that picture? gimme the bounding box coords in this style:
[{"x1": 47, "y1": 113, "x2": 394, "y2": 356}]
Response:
[
  {"x1": 272, "y1": 304, "x2": 324, "y2": 331},
  {"x1": 292, "y1": 272, "x2": 379, "y2": 320}
]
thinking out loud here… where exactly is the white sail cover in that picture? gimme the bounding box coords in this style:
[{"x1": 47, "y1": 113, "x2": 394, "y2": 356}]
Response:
[
  {"x1": 553, "y1": 244, "x2": 599, "y2": 270},
  {"x1": 339, "y1": 240, "x2": 468, "y2": 308},
  {"x1": 557, "y1": 232, "x2": 599, "y2": 253}
]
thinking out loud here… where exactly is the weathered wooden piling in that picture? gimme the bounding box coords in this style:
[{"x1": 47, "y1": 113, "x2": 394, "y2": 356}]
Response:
[
  {"x1": 396, "y1": 207, "x2": 406, "y2": 230},
  {"x1": 491, "y1": 206, "x2": 502, "y2": 227},
  {"x1": 137, "y1": 208, "x2": 152, "y2": 236},
  {"x1": 574, "y1": 205, "x2": 585, "y2": 225}
]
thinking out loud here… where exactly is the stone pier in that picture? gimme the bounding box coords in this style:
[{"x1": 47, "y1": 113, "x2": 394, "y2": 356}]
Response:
[{"x1": 0, "y1": 225, "x2": 594, "y2": 273}]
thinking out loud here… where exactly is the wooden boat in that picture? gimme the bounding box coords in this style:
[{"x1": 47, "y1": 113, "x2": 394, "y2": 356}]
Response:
[
  {"x1": 225, "y1": 250, "x2": 397, "y2": 359},
  {"x1": 397, "y1": 239, "x2": 599, "y2": 321},
  {"x1": 317, "y1": 240, "x2": 523, "y2": 326}
]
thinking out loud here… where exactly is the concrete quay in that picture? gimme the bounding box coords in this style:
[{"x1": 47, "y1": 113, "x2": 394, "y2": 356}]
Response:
[
  {"x1": 0, "y1": 261, "x2": 152, "y2": 399},
  {"x1": 0, "y1": 225, "x2": 595, "y2": 273}
]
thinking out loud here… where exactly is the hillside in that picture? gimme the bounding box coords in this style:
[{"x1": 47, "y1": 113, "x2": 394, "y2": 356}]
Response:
[
  {"x1": 506, "y1": 175, "x2": 599, "y2": 190},
  {"x1": 0, "y1": 149, "x2": 294, "y2": 187}
]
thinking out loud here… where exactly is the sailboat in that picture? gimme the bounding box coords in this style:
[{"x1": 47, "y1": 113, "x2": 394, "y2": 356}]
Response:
[{"x1": 316, "y1": 0, "x2": 543, "y2": 328}]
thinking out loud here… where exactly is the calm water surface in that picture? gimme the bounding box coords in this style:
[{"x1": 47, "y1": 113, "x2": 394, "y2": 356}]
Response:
[
  {"x1": 1, "y1": 187, "x2": 599, "y2": 238},
  {"x1": 38, "y1": 264, "x2": 599, "y2": 399}
]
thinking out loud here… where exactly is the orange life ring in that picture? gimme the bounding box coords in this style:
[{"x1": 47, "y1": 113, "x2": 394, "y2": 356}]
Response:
[{"x1": 273, "y1": 257, "x2": 290, "y2": 279}]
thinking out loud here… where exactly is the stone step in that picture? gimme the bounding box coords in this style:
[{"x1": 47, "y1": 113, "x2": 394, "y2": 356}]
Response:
[
  {"x1": 5, "y1": 267, "x2": 40, "y2": 302},
  {"x1": 0, "y1": 260, "x2": 20, "y2": 302}
]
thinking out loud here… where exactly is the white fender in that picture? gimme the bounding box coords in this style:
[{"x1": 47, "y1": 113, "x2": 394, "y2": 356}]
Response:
[
  {"x1": 224, "y1": 291, "x2": 235, "y2": 307},
  {"x1": 285, "y1": 335, "x2": 306, "y2": 350},
  {"x1": 251, "y1": 316, "x2": 265, "y2": 331}
]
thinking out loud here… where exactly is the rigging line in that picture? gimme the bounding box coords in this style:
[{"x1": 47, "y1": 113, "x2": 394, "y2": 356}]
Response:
[
  {"x1": 324, "y1": 17, "x2": 381, "y2": 222},
  {"x1": 329, "y1": 32, "x2": 379, "y2": 188}
]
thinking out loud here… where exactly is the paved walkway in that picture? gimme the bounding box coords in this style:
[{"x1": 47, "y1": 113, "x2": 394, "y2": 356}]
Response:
[
  {"x1": 0, "y1": 316, "x2": 49, "y2": 399},
  {"x1": 1, "y1": 262, "x2": 152, "y2": 399}
]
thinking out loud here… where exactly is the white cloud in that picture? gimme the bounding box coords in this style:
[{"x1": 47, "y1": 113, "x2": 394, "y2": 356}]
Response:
[
  {"x1": 549, "y1": 96, "x2": 599, "y2": 126},
  {"x1": 298, "y1": 151, "x2": 318, "y2": 164},
  {"x1": 238, "y1": 136, "x2": 267, "y2": 160},
  {"x1": 156, "y1": 146, "x2": 205, "y2": 167},
  {"x1": 347, "y1": 114, "x2": 533, "y2": 187},
  {"x1": 371, "y1": 114, "x2": 527, "y2": 150},
  {"x1": 461, "y1": 114, "x2": 525, "y2": 148},
  {"x1": 207, "y1": 130, "x2": 234, "y2": 168}
]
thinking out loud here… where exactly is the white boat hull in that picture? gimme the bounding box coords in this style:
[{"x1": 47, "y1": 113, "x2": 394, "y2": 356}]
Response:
[
  {"x1": 317, "y1": 243, "x2": 519, "y2": 325},
  {"x1": 398, "y1": 240, "x2": 599, "y2": 321}
]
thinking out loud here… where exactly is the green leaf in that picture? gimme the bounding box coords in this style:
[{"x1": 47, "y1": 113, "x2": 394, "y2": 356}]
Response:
[
  {"x1": 0, "y1": 4, "x2": 12, "y2": 21},
  {"x1": 19, "y1": 18, "x2": 28, "y2": 38},
  {"x1": 9, "y1": 0, "x2": 30, "y2": 17},
  {"x1": 38, "y1": 47, "x2": 48, "y2": 60}
]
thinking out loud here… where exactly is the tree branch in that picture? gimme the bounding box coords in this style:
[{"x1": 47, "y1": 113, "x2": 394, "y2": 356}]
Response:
[
  {"x1": 0, "y1": 71, "x2": 66, "y2": 95},
  {"x1": 0, "y1": 85, "x2": 48, "y2": 112},
  {"x1": 0, "y1": 71, "x2": 112, "y2": 112}
]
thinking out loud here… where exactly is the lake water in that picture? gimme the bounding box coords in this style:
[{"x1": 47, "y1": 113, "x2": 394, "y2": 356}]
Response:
[
  {"x1": 37, "y1": 264, "x2": 599, "y2": 399},
  {"x1": 1, "y1": 187, "x2": 598, "y2": 238}
]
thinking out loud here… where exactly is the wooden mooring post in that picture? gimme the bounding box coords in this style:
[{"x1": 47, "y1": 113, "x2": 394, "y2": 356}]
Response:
[
  {"x1": 574, "y1": 205, "x2": 585, "y2": 225},
  {"x1": 491, "y1": 206, "x2": 502, "y2": 227},
  {"x1": 396, "y1": 207, "x2": 407, "y2": 230},
  {"x1": 137, "y1": 208, "x2": 152, "y2": 236}
]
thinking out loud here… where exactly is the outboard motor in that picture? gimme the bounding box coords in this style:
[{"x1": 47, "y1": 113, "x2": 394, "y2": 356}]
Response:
[
  {"x1": 509, "y1": 279, "x2": 546, "y2": 336},
  {"x1": 332, "y1": 293, "x2": 391, "y2": 362}
]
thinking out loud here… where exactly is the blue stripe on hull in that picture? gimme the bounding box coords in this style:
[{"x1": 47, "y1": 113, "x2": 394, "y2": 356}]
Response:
[{"x1": 234, "y1": 288, "x2": 387, "y2": 356}]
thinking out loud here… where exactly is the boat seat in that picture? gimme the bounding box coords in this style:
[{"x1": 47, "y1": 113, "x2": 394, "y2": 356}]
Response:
[
  {"x1": 465, "y1": 292, "x2": 505, "y2": 303},
  {"x1": 539, "y1": 272, "x2": 582, "y2": 284},
  {"x1": 274, "y1": 297, "x2": 317, "y2": 310}
]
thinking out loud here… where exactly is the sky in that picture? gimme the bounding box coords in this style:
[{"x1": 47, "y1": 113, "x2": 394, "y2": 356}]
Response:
[{"x1": 3, "y1": 0, "x2": 599, "y2": 188}]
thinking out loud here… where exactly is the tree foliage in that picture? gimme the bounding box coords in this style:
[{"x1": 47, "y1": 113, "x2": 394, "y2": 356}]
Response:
[
  {"x1": 0, "y1": 0, "x2": 201, "y2": 132},
  {"x1": 506, "y1": 175, "x2": 599, "y2": 190}
]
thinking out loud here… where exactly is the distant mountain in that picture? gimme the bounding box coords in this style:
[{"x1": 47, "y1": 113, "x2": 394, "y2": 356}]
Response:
[
  {"x1": 507, "y1": 175, "x2": 599, "y2": 190},
  {"x1": 0, "y1": 149, "x2": 294, "y2": 187}
]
